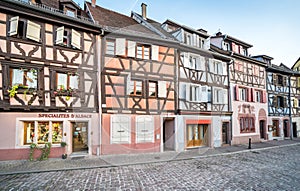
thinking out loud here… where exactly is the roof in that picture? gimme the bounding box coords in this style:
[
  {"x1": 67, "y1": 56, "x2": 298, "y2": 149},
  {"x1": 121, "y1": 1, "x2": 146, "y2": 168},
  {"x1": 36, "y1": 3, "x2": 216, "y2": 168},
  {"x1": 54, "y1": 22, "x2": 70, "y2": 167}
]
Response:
[
  {"x1": 211, "y1": 32, "x2": 253, "y2": 48},
  {"x1": 267, "y1": 63, "x2": 295, "y2": 75},
  {"x1": 163, "y1": 19, "x2": 210, "y2": 38},
  {"x1": 86, "y1": 2, "x2": 159, "y2": 37},
  {"x1": 292, "y1": 57, "x2": 300, "y2": 70}
]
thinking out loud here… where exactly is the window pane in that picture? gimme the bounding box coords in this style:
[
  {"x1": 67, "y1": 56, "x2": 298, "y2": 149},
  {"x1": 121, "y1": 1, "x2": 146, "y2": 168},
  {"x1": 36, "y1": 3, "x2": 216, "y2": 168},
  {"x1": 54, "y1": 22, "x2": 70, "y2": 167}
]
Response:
[
  {"x1": 136, "y1": 81, "x2": 142, "y2": 95},
  {"x1": 57, "y1": 73, "x2": 67, "y2": 89},
  {"x1": 66, "y1": 10, "x2": 75, "y2": 17},
  {"x1": 137, "y1": 46, "x2": 143, "y2": 59},
  {"x1": 52, "y1": 122, "x2": 63, "y2": 143},
  {"x1": 12, "y1": 69, "x2": 24, "y2": 86},
  {"x1": 24, "y1": 121, "x2": 35, "y2": 145},
  {"x1": 26, "y1": 70, "x2": 37, "y2": 88},
  {"x1": 144, "y1": 47, "x2": 150, "y2": 59},
  {"x1": 149, "y1": 82, "x2": 156, "y2": 97},
  {"x1": 37, "y1": 122, "x2": 49, "y2": 144},
  {"x1": 69, "y1": 75, "x2": 79, "y2": 89}
]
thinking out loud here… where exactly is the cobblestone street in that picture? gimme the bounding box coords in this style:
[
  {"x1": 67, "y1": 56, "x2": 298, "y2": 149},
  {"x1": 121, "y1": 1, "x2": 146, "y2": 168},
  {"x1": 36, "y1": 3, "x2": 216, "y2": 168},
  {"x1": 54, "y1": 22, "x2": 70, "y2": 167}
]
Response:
[{"x1": 1, "y1": 145, "x2": 300, "y2": 190}]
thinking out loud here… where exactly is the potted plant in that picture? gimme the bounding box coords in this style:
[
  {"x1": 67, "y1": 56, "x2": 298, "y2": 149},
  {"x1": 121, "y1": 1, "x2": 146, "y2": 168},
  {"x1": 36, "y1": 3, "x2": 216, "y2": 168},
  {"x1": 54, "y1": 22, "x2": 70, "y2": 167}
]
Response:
[{"x1": 60, "y1": 141, "x2": 67, "y2": 159}]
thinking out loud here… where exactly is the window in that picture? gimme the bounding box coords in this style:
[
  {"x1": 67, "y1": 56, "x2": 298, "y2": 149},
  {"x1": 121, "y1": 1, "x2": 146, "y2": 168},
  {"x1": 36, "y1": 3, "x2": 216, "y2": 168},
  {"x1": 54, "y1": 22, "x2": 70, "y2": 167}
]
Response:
[
  {"x1": 277, "y1": 96, "x2": 284, "y2": 108},
  {"x1": 207, "y1": 87, "x2": 212, "y2": 103},
  {"x1": 136, "y1": 116, "x2": 154, "y2": 143},
  {"x1": 209, "y1": 59, "x2": 225, "y2": 75},
  {"x1": 190, "y1": 85, "x2": 200, "y2": 102},
  {"x1": 184, "y1": 33, "x2": 192, "y2": 45},
  {"x1": 111, "y1": 116, "x2": 131, "y2": 144},
  {"x1": 149, "y1": 81, "x2": 157, "y2": 97},
  {"x1": 136, "y1": 45, "x2": 150, "y2": 59},
  {"x1": 10, "y1": 68, "x2": 38, "y2": 88},
  {"x1": 223, "y1": 42, "x2": 230, "y2": 51},
  {"x1": 277, "y1": 75, "x2": 283, "y2": 86},
  {"x1": 9, "y1": 16, "x2": 41, "y2": 42},
  {"x1": 56, "y1": 72, "x2": 79, "y2": 90},
  {"x1": 213, "y1": 88, "x2": 226, "y2": 104},
  {"x1": 23, "y1": 121, "x2": 63, "y2": 145},
  {"x1": 256, "y1": 91, "x2": 262, "y2": 103},
  {"x1": 199, "y1": 38, "x2": 205, "y2": 49},
  {"x1": 55, "y1": 27, "x2": 81, "y2": 49},
  {"x1": 190, "y1": 56, "x2": 196, "y2": 69},
  {"x1": 106, "y1": 40, "x2": 115, "y2": 55},
  {"x1": 129, "y1": 80, "x2": 143, "y2": 96},
  {"x1": 240, "y1": 117, "x2": 255, "y2": 133},
  {"x1": 239, "y1": 88, "x2": 247, "y2": 101}
]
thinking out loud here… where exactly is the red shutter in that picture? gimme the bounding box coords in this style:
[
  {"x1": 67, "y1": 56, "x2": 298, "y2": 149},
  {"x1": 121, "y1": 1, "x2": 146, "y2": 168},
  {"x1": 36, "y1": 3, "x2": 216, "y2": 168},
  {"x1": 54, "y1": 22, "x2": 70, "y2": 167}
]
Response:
[
  {"x1": 235, "y1": 85, "x2": 239, "y2": 101},
  {"x1": 262, "y1": 90, "x2": 267, "y2": 103},
  {"x1": 247, "y1": 88, "x2": 252, "y2": 102}
]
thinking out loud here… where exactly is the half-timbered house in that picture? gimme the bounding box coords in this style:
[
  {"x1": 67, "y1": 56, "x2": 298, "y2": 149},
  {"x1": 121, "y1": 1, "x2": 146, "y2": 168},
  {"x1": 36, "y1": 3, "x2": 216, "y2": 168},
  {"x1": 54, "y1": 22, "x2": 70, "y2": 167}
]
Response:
[
  {"x1": 290, "y1": 58, "x2": 300, "y2": 138},
  {"x1": 0, "y1": 0, "x2": 100, "y2": 160},
  {"x1": 211, "y1": 32, "x2": 268, "y2": 144},
  {"x1": 132, "y1": 5, "x2": 232, "y2": 151},
  {"x1": 265, "y1": 63, "x2": 293, "y2": 140},
  {"x1": 86, "y1": 2, "x2": 178, "y2": 154}
]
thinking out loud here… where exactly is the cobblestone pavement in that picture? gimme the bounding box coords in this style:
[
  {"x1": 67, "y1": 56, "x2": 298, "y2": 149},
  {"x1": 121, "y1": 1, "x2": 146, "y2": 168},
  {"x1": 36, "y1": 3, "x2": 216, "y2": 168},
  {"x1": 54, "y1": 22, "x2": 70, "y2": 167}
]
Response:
[{"x1": 1, "y1": 144, "x2": 299, "y2": 190}]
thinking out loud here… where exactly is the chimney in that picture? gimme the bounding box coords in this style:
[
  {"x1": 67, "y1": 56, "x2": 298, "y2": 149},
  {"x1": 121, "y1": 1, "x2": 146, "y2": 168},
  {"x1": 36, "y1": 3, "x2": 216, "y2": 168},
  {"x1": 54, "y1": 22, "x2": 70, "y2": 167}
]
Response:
[
  {"x1": 141, "y1": 3, "x2": 147, "y2": 19},
  {"x1": 91, "y1": 0, "x2": 96, "y2": 7}
]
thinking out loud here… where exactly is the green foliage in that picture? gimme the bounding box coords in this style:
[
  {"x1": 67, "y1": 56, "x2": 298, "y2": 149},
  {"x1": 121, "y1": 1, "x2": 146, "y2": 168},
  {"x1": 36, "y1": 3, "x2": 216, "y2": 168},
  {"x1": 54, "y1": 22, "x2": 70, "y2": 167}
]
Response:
[
  {"x1": 29, "y1": 142, "x2": 52, "y2": 161},
  {"x1": 8, "y1": 85, "x2": 19, "y2": 97}
]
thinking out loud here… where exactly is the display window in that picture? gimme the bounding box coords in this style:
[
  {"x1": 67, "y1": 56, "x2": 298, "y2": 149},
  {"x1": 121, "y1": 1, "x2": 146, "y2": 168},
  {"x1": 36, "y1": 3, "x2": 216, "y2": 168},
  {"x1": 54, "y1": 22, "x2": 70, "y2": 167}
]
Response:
[{"x1": 22, "y1": 121, "x2": 63, "y2": 145}]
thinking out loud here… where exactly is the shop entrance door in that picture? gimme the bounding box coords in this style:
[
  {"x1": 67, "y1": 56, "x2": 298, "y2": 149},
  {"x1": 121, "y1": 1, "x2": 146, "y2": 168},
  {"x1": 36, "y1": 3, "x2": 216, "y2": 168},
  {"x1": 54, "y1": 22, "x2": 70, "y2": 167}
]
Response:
[
  {"x1": 259, "y1": 120, "x2": 265, "y2": 139},
  {"x1": 186, "y1": 124, "x2": 208, "y2": 147},
  {"x1": 72, "y1": 122, "x2": 88, "y2": 152},
  {"x1": 283, "y1": 120, "x2": 289, "y2": 138},
  {"x1": 222, "y1": 122, "x2": 229, "y2": 144},
  {"x1": 293, "y1": 122, "x2": 297, "y2": 138}
]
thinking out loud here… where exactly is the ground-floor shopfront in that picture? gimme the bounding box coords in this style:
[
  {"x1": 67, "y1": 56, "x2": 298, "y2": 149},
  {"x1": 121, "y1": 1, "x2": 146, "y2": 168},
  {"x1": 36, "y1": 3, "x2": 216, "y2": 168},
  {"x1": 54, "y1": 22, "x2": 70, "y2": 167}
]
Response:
[
  {"x1": 0, "y1": 112, "x2": 99, "y2": 160},
  {"x1": 268, "y1": 116, "x2": 291, "y2": 140}
]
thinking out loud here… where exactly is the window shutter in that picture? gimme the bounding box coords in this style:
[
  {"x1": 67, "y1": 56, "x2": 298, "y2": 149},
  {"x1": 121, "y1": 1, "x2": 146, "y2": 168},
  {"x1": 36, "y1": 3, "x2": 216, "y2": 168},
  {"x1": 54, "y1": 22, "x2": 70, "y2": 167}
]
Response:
[
  {"x1": 283, "y1": 76, "x2": 287, "y2": 86},
  {"x1": 158, "y1": 81, "x2": 167, "y2": 98},
  {"x1": 200, "y1": 85, "x2": 208, "y2": 102},
  {"x1": 179, "y1": 83, "x2": 186, "y2": 99},
  {"x1": 222, "y1": 41, "x2": 226, "y2": 50},
  {"x1": 151, "y1": 45, "x2": 159, "y2": 61},
  {"x1": 272, "y1": 96, "x2": 278, "y2": 107},
  {"x1": 217, "y1": 61, "x2": 223, "y2": 75},
  {"x1": 196, "y1": 85, "x2": 201, "y2": 102},
  {"x1": 26, "y1": 20, "x2": 41, "y2": 42},
  {"x1": 185, "y1": 83, "x2": 190, "y2": 101},
  {"x1": 298, "y1": 77, "x2": 300, "y2": 88},
  {"x1": 212, "y1": 87, "x2": 216, "y2": 104},
  {"x1": 71, "y1": 29, "x2": 81, "y2": 49},
  {"x1": 115, "y1": 38, "x2": 126, "y2": 56},
  {"x1": 192, "y1": 34, "x2": 197, "y2": 46},
  {"x1": 183, "y1": 52, "x2": 190, "y2": 68},
  {"x1": 235, "y1": 85, "x2": 239, "y2": 101},
  {"x1": 273, "y1": 74, "x2": 277, "y2": 85},
  {"x1": 223, "y1": 89, "x2": 228, "y2": 104},
  {"x1": 247, "y1": 88, "x2": 252, "y2": 102},
  {"x1": 198, "y1": 56, "x2": 206, "y2": 71},
  {"x1": 294, "y1": 99, "x2": 298, "y2": 108},
  {"x1": 127, "y1": 41, "x2": 136, "y2": 57},
  {"x1": 262, "y1": 91, "x2": 267, "y2": 103},
  {"x1": 208, "y1": 59, "x2": 214, "y2": 73},
  {"x1": 203, "y1": 37, "x2": 210, "y2": 50},
  {"x1": 253, "y1": 89, "x2": 257, "y2": 102},
  {"x1": 222, "y1": 62, "x2": 227, "y2": 75},
  {"x1": 55, "y1": 26, "x2": 64, "y2": 45},
  {"x1": 9, "y1": 16, "x2": 19, "y2": 36},
  {"x1": 284, "y1": 97, "x2": 288, "y2": 108},
  {"x1": 126, "y1": 73, "x2": 131, "y2": 95}
]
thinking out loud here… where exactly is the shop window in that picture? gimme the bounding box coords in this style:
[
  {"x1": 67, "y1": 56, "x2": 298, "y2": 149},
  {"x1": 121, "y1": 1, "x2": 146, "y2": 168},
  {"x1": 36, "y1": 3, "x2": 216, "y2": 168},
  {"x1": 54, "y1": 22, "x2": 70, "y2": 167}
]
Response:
[
  {"x1": 22, "y1": 121, "x2": 63, "y2": 145},
  {"x1": 52, "y1": 122, "x2": 63, "y2": 143},
  {"x1": 111, "y1": 115, "x2": 131, "y2": 144},
  {"x1": 129, "y1": 80, "x2": 143, "y2": 96},
  {"x1": 56, "y1": 72, "x2": 79, "y2": 91},
  {"x1": 136, "y1": 44, "x2": 150, "y2": 60},
  {"x1": 55, "y1": 26, "x2": 81, "y2": 49},
  {"x1": 106, "y1": 39, "x2": 115, "y2": 55},
  {"x1": 240, "y1": 117, "x2": 255, "y2": 133},
  {"x1": 136, "y1": 116, "x2": 154, "y2": 143},
  {"x1": 10, "y1": 68, "x2": 38, "y2": 89},
  {"x1": 8, "y1": 16, "x2": 41, "y2": 42},
  {"x1": 23, "y1": 121, "x2": 35, "y2": 145}
]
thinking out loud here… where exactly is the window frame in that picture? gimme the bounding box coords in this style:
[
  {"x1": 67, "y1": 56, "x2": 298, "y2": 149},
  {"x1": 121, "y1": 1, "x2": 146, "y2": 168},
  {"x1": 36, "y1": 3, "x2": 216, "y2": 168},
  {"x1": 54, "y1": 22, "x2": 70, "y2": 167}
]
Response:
[
  {"x1": 129, "y1": 79, "x2": 143, "y2": 96},
  {"x1": 56, "y1": 71, "x2": 79, "y2": 91},
  {"x1": 105, "y1": 39, "x2": 115, "y2": 55},
  {"x1": 240, "y1": 117, "x2": 255, "y2": 133},
  {"x1": 136, "y1": 44, "x2": 151, "y2": 60},
  {"x1": 148, "y1": 81, "x2": 157, "y2": 98},
  {"x1": 9, "y1": 67, "x2": 38, "y2": 89}
]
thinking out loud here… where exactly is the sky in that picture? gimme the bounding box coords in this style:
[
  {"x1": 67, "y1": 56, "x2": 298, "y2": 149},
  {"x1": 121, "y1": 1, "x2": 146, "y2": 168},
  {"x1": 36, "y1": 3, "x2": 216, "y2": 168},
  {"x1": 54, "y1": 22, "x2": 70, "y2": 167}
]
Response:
[{"x1": 74, "y1": 0, "x2": 300, "y2": 68}]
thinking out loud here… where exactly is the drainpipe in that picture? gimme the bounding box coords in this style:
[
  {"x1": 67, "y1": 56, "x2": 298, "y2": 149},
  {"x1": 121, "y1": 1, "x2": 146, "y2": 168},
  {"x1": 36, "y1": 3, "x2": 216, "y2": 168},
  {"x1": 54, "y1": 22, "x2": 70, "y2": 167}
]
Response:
[
  {"x1": 228, "y1": 59, "x2": 234, "y2": 145},
  {"x1": 289, "y1": 75, "x2": 293, "y2": 140}
]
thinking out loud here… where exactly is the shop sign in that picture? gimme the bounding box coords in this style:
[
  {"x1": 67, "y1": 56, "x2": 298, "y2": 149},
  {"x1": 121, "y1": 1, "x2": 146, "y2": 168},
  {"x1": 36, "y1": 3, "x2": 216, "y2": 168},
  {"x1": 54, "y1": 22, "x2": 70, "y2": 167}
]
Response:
[{"x1": 38, "y1": 114, "x2": 92, "y2": 118}]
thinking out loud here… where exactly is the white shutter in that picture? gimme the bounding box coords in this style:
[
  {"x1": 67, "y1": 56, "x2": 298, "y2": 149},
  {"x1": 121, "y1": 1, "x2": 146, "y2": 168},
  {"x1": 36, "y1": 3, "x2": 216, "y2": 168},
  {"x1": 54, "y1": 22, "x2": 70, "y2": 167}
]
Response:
[
  {"x1": 192, "y1": 34, "x2": 197, "y2": 46},
  {"x1": 195, "y1": 56, "x2": 201, "y2": 70},
  {"x1": 196, "y1": 85, "x2": 201, "y2": 102},
  {"x1": 71, "y1": 29, "x2": 81, "y2": 49},
  {"x1": 179, "y1": 83, "x2": 186, "y2": 99},
  {"x1": 222, "y1": 41, "x2": 226, "y2": 50},
  {"x1": 9, "y1": 16, "x2": 19, "y2": 36},
  {"x1": 126, "y1": 73, "x2": 131, "y2": 95},
  {"x1": 223, "y1": 89, "x2": 228, "y2": 104},
  {"x1": 222, "y1": 62, "x2": 227, "y2": 75},
  {"x1": 26, "y1": 20, "x2": 41, "y2": 42},
  {"x1": 195, "y1": 35, "x2": 200, "y2": 47},
  {"x1": 127, "y1": 41, "x2": 136, "y2": 57},
  {"x1": 199, "y1": 56, "x2": 206, "y2": 71},
  {"x1": 158, "y1": 81, "x2": 167, "y2": 98},
  {"x1": 201, "y1": 85, "x2": 208, "y2": 102},
  {"x1": 55, "y1": 26, "x2": 64, "y2": 45},
  {"x1": 116, "y1": 38, "x2": 126, "y2": 56},
  {"x1": 204, "y1": 37, "x2": 210, "y2": 50},
  {"x1": 218, "y1": 61, "x2": 223, "y2": 75},
  {"x1": 185, "y1": 83, "x2": 190, "y2": 101},
  {"x1": 183, "y1": 52, "x2": 190, "y2": 68},
  {"x1": 151, "y1": 45, "x2": 159, "y2": 61},
  {"x1": 212, "y1": 87, "x2": 216, "y2": 104},
  {"x1": 209, "y1": 59, "x2": 214, "y2": 73}
]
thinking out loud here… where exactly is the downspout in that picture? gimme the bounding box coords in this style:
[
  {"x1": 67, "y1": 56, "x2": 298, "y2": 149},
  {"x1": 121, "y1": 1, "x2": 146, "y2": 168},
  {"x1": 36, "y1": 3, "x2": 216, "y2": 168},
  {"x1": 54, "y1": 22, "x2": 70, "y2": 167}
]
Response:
[
  {"x1": 228, "y1": 59, "x2": 234, "y2": 145},
  {"x1": 289, "y1": 75, "x2": 293, "y2": 140}
]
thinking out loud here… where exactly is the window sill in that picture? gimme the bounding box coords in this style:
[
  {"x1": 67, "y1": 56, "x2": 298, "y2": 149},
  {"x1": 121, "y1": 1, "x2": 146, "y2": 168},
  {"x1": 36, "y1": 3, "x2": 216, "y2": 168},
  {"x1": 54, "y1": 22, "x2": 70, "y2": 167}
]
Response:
[
  {"x1": 8, "y1": 36, "x2": 42, "y2": 45},
  {"x1": 54, "y1": 45, "x2": 82, "y2": 52}
]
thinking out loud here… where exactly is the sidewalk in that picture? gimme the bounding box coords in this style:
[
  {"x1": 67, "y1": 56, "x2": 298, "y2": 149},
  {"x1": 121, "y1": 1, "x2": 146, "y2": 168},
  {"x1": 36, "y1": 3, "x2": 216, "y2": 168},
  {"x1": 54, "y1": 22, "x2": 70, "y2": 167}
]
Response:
[{"x1": 1, "y1": 139, "x2": 300, "y2": 175}]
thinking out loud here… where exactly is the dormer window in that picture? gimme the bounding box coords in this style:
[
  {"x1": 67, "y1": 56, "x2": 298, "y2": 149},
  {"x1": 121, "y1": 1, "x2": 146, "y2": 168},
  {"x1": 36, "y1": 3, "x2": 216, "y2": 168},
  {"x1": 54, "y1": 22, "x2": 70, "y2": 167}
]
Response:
[
  {"x1": 66, "y1": 10, "x2": 75, "y2": 17},
  {"x1": 184, "y1": 33, "x2": 192, "y2": 45},
  {"x1": 55, "y1": 26, "x2": 81, "y2": 49}
]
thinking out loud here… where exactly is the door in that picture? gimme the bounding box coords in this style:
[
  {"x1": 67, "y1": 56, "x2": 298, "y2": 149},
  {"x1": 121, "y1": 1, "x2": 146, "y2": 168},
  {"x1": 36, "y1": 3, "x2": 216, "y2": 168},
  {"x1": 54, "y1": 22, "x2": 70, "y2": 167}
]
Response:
[
  {"x1": 163, "y1": 118, "x2": 175, "y2": 151},
  {"x1": 283, "y1": 120, "x2": 289, "y2": 137},
  {"x1": 293, "y1": 122, "x2": 297, "y2": 138},
  {"x1": 222, "y1": 122, "x2": 229, "y2": 144},
  {"x1": 186, "y1": 124, "x2": 208, "y2": 147},
  {"x1": 72, "y1": 122, "x2": 88, "y2": 152},
  {"x1": 272, "y1": 120, "x2": 279, "y2": 137},
  {"x1": 259, "y1": 120, "x2": 265, "y2": 139}
]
